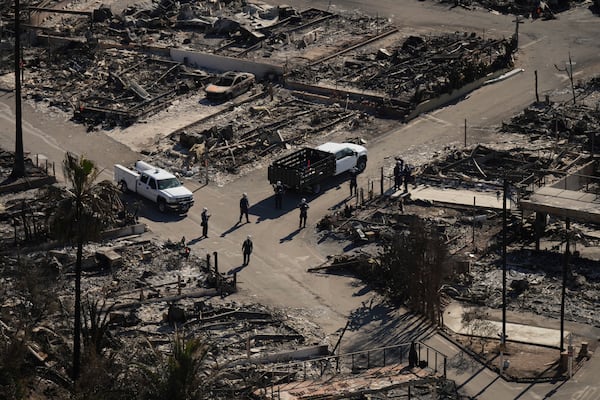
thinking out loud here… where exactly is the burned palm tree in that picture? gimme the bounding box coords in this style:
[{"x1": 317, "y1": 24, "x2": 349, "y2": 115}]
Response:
[{"x1": 48, "y1": 152, "x2": 121, "y2": 380}]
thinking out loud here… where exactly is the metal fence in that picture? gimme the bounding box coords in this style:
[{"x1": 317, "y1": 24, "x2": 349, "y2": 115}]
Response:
[{"x1": 264, "y1": 341, "x2": 447, "y2": 388}]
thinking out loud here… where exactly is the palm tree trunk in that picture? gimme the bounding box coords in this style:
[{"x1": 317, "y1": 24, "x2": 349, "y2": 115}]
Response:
[
  {"x1": 73, "y1": 239, "x2": 82, "y2": 380},
  {"x1": 73, "y1": 195, "x2": 83, "y2": 381},
  {"x1": 11, "y1": 0, "x2": 25, "y2": 179}
]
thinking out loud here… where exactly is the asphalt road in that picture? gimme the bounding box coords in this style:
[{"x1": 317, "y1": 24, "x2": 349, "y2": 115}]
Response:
[{"x1": 1, "y1": 2, "x2": 599, "y2": 398}]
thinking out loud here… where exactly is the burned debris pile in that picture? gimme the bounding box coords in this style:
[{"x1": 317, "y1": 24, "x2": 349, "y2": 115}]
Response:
[
  {"x1": 0, "y1": 235, "x2": 332, "y2": 398},
  {"x1": 157, "y1": 93, "x2": 377, "y2": 177},
  {"x1": 315, "y1": 200, "x2": 484, "y2": 285},
  {"x1": 419, "y1": 144, "x2": 564, "y2": 191},
  {"x1": 437, "y1": 0, "x2": 568, "y2": 19},
  {"x1": 287, "y1": 32, "x2": 515, "y2": 117},
  {"x1": 23, "y1": 46, "x2": 207, "y2": 128},
  {"x1": 468, "y1": 245, "x2": 600, "y2": 326},
  {"x1": 501, "y1": 99, "x2": 600, "y2": 153},
  {"x1": 28, "y1": 1, "x2": 390, "y2": 64}
]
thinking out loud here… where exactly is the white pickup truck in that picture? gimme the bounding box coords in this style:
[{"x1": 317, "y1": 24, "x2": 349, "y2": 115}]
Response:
[{"x1": 114, "y1": 161, "x2": 195, "y2": 213}]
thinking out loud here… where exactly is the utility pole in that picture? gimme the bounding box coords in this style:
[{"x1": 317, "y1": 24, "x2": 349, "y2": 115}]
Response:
[
  {"x1": 464, "y1": 119, "x2": 467, "y2": 147},
  {"x1": 498, "y1": 179, "x2": 508, "y2": 374},
  {"x1": 10, "y1": 0, "x2": 25, "y2": 179},
  {"x1": 560, "y1": 218, "x2": 570, "y2": 352},
  {"x1": 501, "y1": 179, "x2": 508, "y2": 354},
  {"x1": 472, "y1": 196, "x2": 476, "y2": 249}
]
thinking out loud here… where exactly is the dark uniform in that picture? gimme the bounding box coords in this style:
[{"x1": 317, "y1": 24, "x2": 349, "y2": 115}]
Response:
[
  {"x1": 274, "y1": 181, "x2": 284, "y2": 209},
  {"x1": 242, "y1": 236, "x2": 253, "y2": 265},
  {"x1": 393, "y1": 160, "x2": 404, "y2": 190},
  {"x1": 239, "y1": 193, "x2": 250, "y2": 223},
  {"x1": 349, "y1": 168, "x2": 358, "y2": 196},
  {"x1": 298, "y1": 199, "x2": 309, "y2": 229},
  {"x1": 403, "y1": 165, "x2": 411, "y2": 192},
  {"x1": 201, "y1": 208, "x2": 210, "y2": 238}
]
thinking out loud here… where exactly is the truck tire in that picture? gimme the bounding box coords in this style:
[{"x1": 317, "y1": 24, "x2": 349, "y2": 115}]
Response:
[
  {"x1": 356, "y1": 157, "x2": 367, "y2": 174},
  {"x1": 157, "y1": 198, "x2": 167, "y2": 213},
  {"x1": 119, "y1": 180, "x2": 128, "y2": 193}
]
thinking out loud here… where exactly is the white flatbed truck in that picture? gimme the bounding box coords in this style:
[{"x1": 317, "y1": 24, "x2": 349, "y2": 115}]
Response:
[
  {"x1": 114, "y1": 161, "x2": 194, "y2": 213},
  {"x1": 268, "y1": 142, "x2": 368, "y2": 193}
]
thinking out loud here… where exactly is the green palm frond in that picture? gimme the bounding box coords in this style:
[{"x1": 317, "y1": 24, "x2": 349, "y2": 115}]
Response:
[
  {"x1": 49, "y1": 154, "x2": 122, "y2": 243},
  {"x1": 131, "y1": 332, "x2": 217, "y2": 400}
]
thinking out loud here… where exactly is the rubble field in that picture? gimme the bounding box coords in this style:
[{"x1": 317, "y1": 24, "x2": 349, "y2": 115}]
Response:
[
  {"x1": 1, "y1": 0, "x2": 600, "y2": 396},
  {"x1": 0, "y1": 204, "x2": 334, "y2": 397},
  {"x1": 431, "y1": 0, "x2": 574, "y2": 19}
]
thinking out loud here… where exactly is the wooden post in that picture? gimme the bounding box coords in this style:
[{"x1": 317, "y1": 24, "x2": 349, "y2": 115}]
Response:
[
  {"x1": 568, "y1": 53, "x2": 576, "y2": 105},
  {"x1": 464, "y1": 119, "x2": 467, "y2": 147},
  {"x1": 380, "y1": 167, "x2": 384, "y2": 195},
  {"x1": 204, "y1": 146, "x2": 209, "y2": 184},
  {"x1": 560, "y1": 218, "x2": 570, "y2": 352},
  {"x1": 472, "y1": 196, "x2": 476, "y2": 247},
  {"x1": 501, "y1": 179, "x2": 508, "y2": 356},
  {"x1": 213, "y1": 251, "x2": 218, "y2": 274},
  {"x1": 534, "y1": 70, "x2": 540, "y2": 102}
]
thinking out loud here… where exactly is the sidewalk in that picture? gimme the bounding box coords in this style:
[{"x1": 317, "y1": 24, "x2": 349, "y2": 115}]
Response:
[
  {"x1": 443, "y1": 301, "x2": 568, "y2": 348},
  {"x1": 407, "y1": 185, "x2": 513, "y2": 210}
]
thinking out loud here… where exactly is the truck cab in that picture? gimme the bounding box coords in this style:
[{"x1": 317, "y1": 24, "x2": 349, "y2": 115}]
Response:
[{"x1": 316, "y1": 142, "x2": 368, "y2": 175}]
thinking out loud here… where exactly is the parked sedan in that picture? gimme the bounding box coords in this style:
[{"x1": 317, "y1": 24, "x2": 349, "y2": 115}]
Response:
[{"x1": 204, "y1": 71, "x2": 255, "y2": 101}]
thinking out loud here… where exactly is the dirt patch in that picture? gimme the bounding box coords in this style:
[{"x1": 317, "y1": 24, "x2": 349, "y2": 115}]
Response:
[{"x1": 448, "y1": 333, "x2": 597, "y2": 381}]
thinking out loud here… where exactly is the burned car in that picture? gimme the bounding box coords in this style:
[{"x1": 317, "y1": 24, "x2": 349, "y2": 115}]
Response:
[{"x1": 204, "y1": 71, "x2": 256, "y2": 101}]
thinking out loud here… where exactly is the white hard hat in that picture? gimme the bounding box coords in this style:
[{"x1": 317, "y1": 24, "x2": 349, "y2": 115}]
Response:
[
  {"x1": 247, "y1": 235, "x2": 251, "y2": 239},
  {"x1": 203, "y1": 207, "x2": 207, "y2": 211},
  {"x1": 302, "y1": 198, "x2": 306, "y2": 202},
  {"x1": 243, "y1": 192, "x2": 247, "y2": 197},
  {"x1": 277, "y1": 181, "x2": 281, "y2": 185}
]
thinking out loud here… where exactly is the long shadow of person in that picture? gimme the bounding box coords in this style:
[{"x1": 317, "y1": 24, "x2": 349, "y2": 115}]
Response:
[
  {"x1": 280, "y1": 228, "x2": 301, "y2": 243},
  {"x1": 221, "y1": 223, "x2": 244, "y2": 238},
  {"x1": 187, "y1": 236, "x2": 205, "y2": 246},
  {"x1": 227, "y1": 264, "x2": 248, "y2": 275}
]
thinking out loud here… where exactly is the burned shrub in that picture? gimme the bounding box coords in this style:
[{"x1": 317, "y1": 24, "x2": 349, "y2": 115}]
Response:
[{"x1": 376, "y1": 218, "x2": 452, "y2": 323}]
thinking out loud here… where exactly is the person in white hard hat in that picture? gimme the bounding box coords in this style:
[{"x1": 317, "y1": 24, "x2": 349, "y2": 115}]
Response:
[
  {"x1": 201, "y1": 207, "x2": 210, "y2": 238},
  {"x1": 242, "y1": 235, "x2": 253, "y2": 265},
  {"x1": 274, "y1": 180, "x2": 284, "y2": 209},
  {"x1": 298, "y1": 198, "x2": 309, "y2": 229}
]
